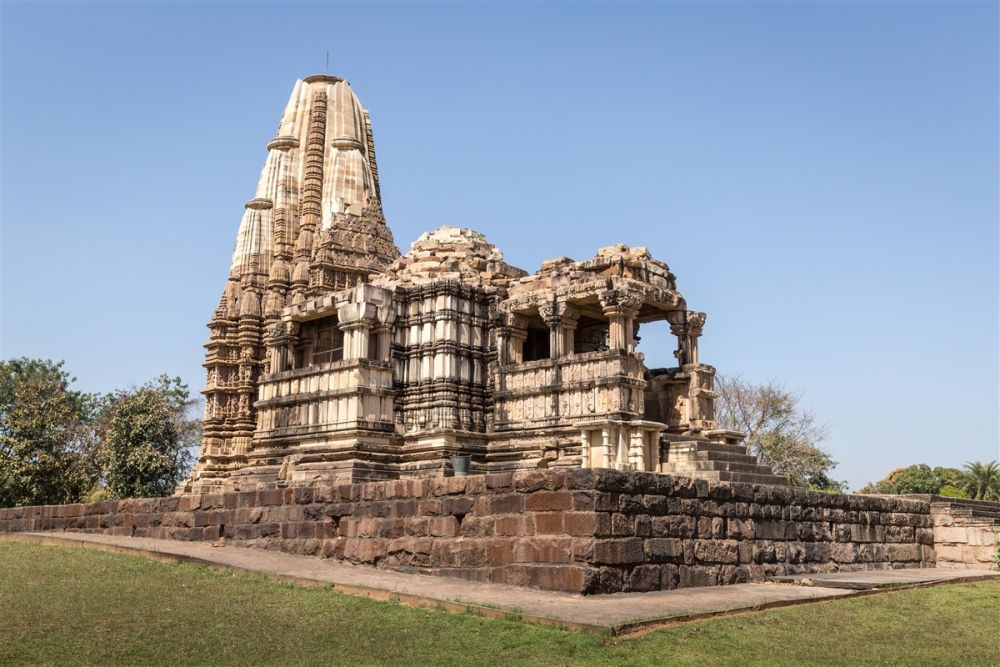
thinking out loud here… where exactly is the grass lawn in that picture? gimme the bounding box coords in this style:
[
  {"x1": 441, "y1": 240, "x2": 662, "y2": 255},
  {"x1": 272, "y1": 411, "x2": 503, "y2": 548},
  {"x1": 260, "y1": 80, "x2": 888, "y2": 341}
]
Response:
[{"x1": 1, "y1": 541, "x2": 997, "y2": 666}]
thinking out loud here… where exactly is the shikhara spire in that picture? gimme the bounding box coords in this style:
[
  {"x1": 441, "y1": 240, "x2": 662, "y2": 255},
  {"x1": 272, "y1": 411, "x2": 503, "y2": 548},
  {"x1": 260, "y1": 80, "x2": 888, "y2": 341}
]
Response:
[
  {"x1": 194, "y1": 76, "x2": 399, "y2": 487},
  {"x1": 229, "y1": 75, "x2": 388, "y2": 276}
]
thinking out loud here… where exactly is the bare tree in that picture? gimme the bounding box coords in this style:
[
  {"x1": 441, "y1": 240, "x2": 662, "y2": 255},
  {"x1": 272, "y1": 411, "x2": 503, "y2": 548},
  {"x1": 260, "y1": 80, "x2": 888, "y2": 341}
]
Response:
[{"x1": 715, "y1": 375, "x2": 843, "y2": 491}]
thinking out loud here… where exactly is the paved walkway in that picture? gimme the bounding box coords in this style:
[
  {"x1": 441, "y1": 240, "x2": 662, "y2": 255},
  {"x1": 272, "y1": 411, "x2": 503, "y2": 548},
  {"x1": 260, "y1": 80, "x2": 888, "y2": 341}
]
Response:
[{"x1": 4, "y1": 532, "x2": 996, "y2": 635}]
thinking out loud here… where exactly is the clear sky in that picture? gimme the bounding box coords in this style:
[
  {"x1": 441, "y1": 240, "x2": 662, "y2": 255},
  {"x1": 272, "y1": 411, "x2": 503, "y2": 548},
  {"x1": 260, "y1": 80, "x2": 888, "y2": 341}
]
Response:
[{"x1": 1, "y1": 2, "x2": 997, "y2": 489}]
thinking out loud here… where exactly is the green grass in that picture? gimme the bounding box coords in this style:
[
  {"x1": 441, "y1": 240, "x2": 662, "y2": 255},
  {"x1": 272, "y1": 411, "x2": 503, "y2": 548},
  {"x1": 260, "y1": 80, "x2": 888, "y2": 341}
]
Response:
[{"x1": 1, "y1": 541, "x2": 998, "y2": 666}]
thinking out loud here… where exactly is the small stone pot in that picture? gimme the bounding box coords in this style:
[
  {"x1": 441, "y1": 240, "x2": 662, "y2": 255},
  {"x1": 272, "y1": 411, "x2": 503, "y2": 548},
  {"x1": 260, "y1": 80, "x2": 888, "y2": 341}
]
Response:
[{"x1": 450, "y1": 455, "x2": 472, "y2": 477}]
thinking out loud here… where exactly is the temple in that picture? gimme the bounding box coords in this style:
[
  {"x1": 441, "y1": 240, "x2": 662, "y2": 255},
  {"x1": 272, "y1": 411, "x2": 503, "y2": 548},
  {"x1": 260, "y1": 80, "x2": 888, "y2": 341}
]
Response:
[{"x1": 179, "y1": 75, "x2": 786, "y2": 493}]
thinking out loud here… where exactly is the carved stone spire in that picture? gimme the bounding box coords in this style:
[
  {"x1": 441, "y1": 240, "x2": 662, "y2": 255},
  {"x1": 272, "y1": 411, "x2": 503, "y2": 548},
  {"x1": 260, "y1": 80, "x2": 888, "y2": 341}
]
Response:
[{"x1": 185, "y1": 75, "x2": 400, "y2": 492}]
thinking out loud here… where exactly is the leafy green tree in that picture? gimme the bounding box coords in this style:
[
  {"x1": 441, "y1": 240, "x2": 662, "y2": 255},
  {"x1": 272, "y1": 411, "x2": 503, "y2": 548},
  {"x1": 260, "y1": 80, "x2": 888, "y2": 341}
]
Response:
[
  {"x1": 0, "y1": 359, "x2": 100, "y2": 507},
  {"x1": 883, "y1": 464, "x2": 940, "y2": 494},
  {"x1": 937, "y1": 484, "x2": 968, "y2": 499},
  {"x1": 99, "y1": 376, "x2": 197, "y2": 499},
  {"x1": 960, "y1": 461, "x2": 1000, "y2": 501},
  {"x1": 715, "y1": 375, "x2": 845, "y2": 491},
  {"x1": 859, "y1": 464, "x2": 972, "y2": 497}
]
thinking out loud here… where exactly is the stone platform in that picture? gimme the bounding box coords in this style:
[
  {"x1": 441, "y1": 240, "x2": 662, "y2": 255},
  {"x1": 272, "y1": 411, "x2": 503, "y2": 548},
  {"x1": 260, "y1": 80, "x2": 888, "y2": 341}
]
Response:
[
  {"x1": 0, "y1": 468, "x2": 965, "y2": 594},
  {"x1": 6, "y1": 532, "x2": 995, "y2": 636}
]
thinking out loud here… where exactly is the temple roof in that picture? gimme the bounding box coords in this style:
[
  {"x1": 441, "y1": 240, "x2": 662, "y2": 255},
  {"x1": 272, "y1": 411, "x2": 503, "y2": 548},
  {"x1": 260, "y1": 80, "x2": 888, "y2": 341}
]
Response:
[{"x1": 373, "y1": 226, "x2": 526, "y2": 289}]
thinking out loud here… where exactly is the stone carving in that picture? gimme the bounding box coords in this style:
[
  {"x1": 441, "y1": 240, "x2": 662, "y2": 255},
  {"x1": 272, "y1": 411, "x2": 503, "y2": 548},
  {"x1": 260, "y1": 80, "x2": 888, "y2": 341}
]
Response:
[{"x1": 178, "y1": 75, "x2": 784, "y2": 494}]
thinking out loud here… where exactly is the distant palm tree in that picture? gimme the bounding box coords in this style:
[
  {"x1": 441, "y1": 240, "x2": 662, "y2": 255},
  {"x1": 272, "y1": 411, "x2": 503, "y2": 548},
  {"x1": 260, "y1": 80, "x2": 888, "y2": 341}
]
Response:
[{"x1": 960, "y1": 461, "x2": 1000, "y2": 501}]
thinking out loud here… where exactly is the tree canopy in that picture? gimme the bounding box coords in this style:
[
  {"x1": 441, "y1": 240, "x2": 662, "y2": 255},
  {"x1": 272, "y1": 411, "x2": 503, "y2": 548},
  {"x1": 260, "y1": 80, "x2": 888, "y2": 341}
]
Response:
[
  {"x1": 99, "y1": 376, "x2": 196, "y2": 499},
  {"x1": 858, "y1": 462, "x2": 999, "y2": 500},
  {"x1": 960, "y1": 461, "x2": 1000, "y2": 501},
  {"x1": 714, "y1": 375, "x2": 845, "y2": 491},
  {"x1": 0, "y1": 360, "x2": 199, "y2": 507},
  {"x1": 0, "y1": 359, "x2": 100, "y2": 507}
]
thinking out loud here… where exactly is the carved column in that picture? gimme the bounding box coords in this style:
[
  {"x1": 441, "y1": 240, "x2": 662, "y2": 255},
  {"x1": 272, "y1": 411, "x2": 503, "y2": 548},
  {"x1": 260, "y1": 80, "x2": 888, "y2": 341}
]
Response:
[
  {"x1": 496, "y1": 328, "x2": 510, "y2": 366},
  {"x1": 629, "y1": 429, "x2": 644, "y2": 471},
  {"x1": 539, "y1": 302, "x2": 579, "y2": 359},
  {"x1": 563, "y1": 312, "x2": 579, "y2": 356},
  {"x1": 601, "y1": 427, "x2": 612, "y2": 469},
  {"x1": 539, "y1": 302, "x2": 563, "y2": 358},
  {"x1": 600, "y1": 291, "x2": 642, "y2": 353},
  {"x1": 504, "y1": 313, "x2": 528, "y2": 364},
  {"x1": 580, "y1": 430, "x2": 590, "y2": 468},
  {"x1": 373, "y1": 303, "x2": 396, "y2": 362},
  {"x1": 616, "y1": 429, "x2": 628, "y2": 470},
  {"x1": 668, "y1": 310, "x2": 706, "y2": 366},
  {"x1": 373, "y1": 324, "x2": 392, "y2": 361},
  {"x1": 337, "y1": 301, "x2": 378, "y2": 360},
  {"x1": 667, "y1": 310, "x2": 689, "y2": 366},
  {"x1": 265, "y1": 320, "x2": 300, "y2": 374},
  {"x1": 686, "y1": 311, "x2": 705, "y2": 366}
]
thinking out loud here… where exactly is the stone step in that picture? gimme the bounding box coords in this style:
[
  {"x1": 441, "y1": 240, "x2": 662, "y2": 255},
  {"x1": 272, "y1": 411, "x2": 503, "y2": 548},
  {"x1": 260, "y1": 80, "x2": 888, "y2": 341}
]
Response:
[
  {"x1": 665, "y1": 450, "x2": 758, "y2": 465},
  {"x1": 951, "y1": 509, "x2": 1000, "y2": 521},
  {"x1": 661, "y1": 468, "x2": 790, "y2": 486},
  {"x1": 933, "y1": 503, "x2": 1000, "y2": 521},
  {"x1": 662, "y1": 460, "x2": 777, "y2": 474},
  {"x1": 703, "y1": 470, "x2": 791, "y2": 486},
  {"x1": 664, "y1": 439, "x2": 751, "y2": 456},
  {"x1": 659, "y1": 437, "x2": 790, "y2": 486},
  {"x1": 951, "y1": 504, "x2": 1000, "y2": 516}
]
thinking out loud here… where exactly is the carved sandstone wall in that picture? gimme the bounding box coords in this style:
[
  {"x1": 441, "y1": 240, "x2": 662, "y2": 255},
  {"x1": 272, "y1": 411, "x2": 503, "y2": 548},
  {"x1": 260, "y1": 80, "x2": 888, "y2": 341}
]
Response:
[{"x1": 0, "y1": 470, "x2": 938, "y2": 593}]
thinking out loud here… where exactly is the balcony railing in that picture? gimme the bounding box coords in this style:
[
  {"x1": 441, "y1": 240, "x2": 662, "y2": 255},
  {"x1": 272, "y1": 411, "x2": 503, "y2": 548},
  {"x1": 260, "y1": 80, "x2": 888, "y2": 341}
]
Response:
[{"x1": 494, "y1": 351, "x2": 646, "y2": 430}]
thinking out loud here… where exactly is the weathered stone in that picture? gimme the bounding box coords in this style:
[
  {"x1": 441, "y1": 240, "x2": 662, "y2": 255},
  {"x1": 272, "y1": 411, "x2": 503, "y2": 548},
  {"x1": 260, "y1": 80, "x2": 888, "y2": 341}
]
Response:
[
  {"x1": 525, "y1": 492, "x2": 573, "y2": 512},
  {"x1": 534, "y1": 513, "x2": 565, "y2": 535},
  {"x1": 428, "y1": 516, "x2": 459, "y2": 537},
  {"x1": 594, "y1": 538, "x2": 645, "y2": 565},
  {"x1": 6, "y1": 467, "x2": 991, "y2": 596},
  {"x1": 513, "y1": 537, "x2": 573, "y2": 564},
  {"x1": 679, "y1": 564, "x2": 720, "y2": 587}
]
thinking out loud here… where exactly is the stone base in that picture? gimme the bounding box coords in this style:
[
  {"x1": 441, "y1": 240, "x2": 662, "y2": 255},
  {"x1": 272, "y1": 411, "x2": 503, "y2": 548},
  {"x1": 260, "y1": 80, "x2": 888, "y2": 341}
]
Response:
[{"x1": 1, "y1": 469, "x2": 953, "y2": 594}]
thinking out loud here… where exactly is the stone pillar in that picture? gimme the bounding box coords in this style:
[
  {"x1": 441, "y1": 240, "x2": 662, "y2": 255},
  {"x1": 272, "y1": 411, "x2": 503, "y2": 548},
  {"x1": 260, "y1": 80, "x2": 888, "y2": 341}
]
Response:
[
  {"x1": 496, "y1": 328, "x2": 510, "y2": 365},
  {"x1": 374, "y1": 325, "x2": 392, "y2": 361},
  {"x1": 686, "y1": 363, "x2": 717, "y2": 431},
  {"x1": 267, "y1": 320, "x2": 300, "y2": 373},
  {"x1": 373, "y1": 302, "x2": 396, "y2": 363},
  {"x1": 667, "y1": 310, "x2": 688, "y2": 366},
  {"x1": 601, "y1": 427, "x2": 612, "y2": 469},
  {"x1": 563, "y1": 316, "x2": 578, "y2": 356},
  {"x1": 629, "y1": 429, "x2": 644, "y2": 471},
  {"x1": 505, "y1": 313, "x2": 528, "y2": 364},
  {"x1": 345, "y1": 322, "x2": 369, "y2": 359},
  {"x1": 549, "y1": 321, "x2": 564, "y2": 358},
  {"x1": 686, "y1": 311, "x2": 706, "y2": 366},
  {"x1": 337, "y1": 301, "x2": 378, "y2": 360},
  {"x1": 616, "y1": 428, "x2": 628, "y2": 470},
  {"x1": 538, "y1": 302, "x2": 578, "y2": 359},
  {"x1": 580, "y1": 430, "x2": 590, "y2": 468},
  {"x1": 600, "y1": 291, "x2": 642, "y2": 353},
  {"x1": 668, "y1": 310, "x2": 706, "y2": 367}
]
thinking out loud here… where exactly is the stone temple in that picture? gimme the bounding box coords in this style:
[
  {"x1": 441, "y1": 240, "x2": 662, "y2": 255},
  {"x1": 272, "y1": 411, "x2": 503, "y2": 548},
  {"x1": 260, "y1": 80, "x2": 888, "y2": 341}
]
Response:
[
  {"x1": 179, "y1": 75, "x2": 786, "y2": 493},
  {"x1": 8, "y1": 74, "x2": 997, "y2": 593}
]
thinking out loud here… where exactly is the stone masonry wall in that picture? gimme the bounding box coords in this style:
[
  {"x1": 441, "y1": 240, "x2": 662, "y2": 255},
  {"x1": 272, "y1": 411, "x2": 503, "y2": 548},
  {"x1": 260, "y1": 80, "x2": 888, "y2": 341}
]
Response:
[
  {"x1": 928, "y1": 499, "x2": 999, "y2": 570},
  {"x1": 0, "y1": 469, "x2": 937, "y2": 594}
]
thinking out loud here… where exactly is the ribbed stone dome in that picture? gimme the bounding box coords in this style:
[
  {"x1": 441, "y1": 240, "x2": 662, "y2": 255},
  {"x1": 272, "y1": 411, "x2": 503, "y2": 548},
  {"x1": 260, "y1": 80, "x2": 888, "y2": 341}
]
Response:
[{"x1": 373, "y1": 226, "x2": 526, "y2": 289}]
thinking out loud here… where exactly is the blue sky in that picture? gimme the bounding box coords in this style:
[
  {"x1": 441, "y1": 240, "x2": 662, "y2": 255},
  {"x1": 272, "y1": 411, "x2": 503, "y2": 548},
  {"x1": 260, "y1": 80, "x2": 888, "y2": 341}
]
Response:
[{"x1": 1, "y1": 2, "x2": 997, "y2": 489}]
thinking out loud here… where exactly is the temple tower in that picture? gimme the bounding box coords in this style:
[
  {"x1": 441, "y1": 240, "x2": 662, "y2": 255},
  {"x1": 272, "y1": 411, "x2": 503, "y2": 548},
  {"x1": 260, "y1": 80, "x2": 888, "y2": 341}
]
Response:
[{"x1": 188, "y1": 76, "x2": 399, "y2": 492}]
